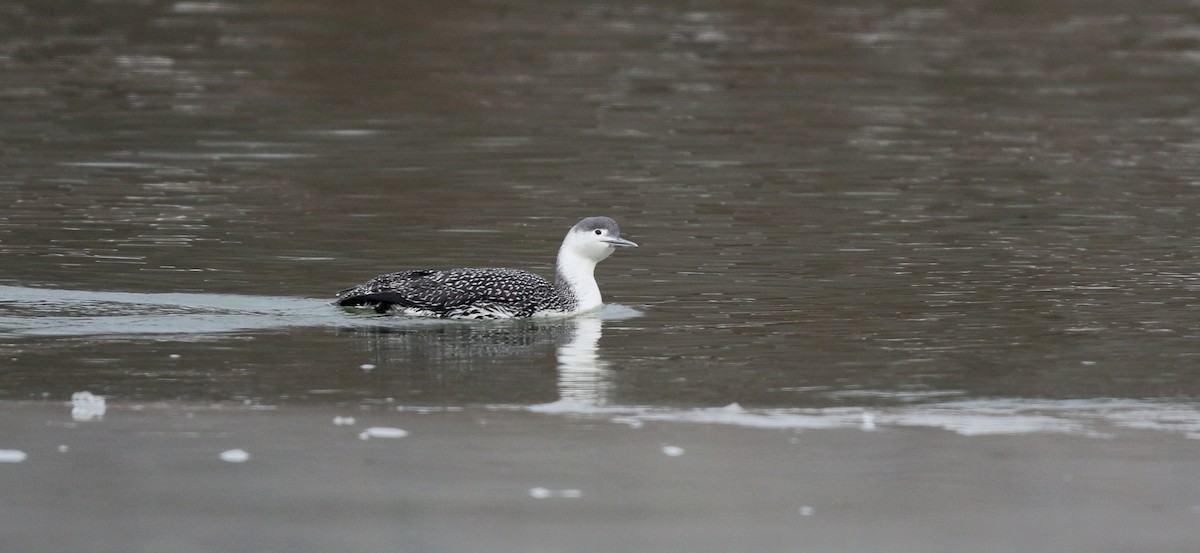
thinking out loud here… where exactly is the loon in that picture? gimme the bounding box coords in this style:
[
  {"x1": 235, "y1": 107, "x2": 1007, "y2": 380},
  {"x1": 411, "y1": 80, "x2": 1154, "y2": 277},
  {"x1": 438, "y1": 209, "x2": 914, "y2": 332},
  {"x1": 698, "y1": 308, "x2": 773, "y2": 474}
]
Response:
[{"x1": 335, "y1": 216, "x2": 638, "y2": 319}]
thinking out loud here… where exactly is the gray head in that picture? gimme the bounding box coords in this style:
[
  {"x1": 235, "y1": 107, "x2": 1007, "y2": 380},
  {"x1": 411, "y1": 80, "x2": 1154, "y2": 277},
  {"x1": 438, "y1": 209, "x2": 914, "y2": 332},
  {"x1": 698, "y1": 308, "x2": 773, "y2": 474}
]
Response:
[
  {"x1": 561, "y1": 216, "x2": 638, "y2": 263},
  {"x1": 573, "y1": 216, "x2": 637, "y2": 247}
]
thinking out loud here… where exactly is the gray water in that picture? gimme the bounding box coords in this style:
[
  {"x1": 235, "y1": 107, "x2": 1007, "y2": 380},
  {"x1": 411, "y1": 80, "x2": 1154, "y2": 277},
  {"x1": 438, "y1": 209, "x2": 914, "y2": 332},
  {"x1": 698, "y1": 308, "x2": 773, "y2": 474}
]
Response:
[{"x1": 2, "y1": 1, "x2": 1200, "y2": 551}]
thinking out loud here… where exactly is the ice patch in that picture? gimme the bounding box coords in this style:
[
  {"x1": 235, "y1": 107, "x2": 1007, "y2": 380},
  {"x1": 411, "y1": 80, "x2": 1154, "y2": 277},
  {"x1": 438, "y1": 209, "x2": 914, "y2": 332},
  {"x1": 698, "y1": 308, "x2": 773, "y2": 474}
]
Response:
[
  {"x1": 172, "y1": 2, "x2": 239, "y2": 14},
  {"x1": 890, "y1": 410, "x2": 1085, "y2": 437},
  {"x1": 219, "y1": 449, "x2": 250, "y2": 463},
  {"x1": 661, "y1": 445, "x2": 685, "y2": 457},
  {"x1": 611, "y1": 416, "x2": 644, "y2": 428},
  {"x1": 515, "y1": 398, "x2": 1200, "y2": 439},
  {"x1": 358, "y1": 427, "x2": 408, "y2": 440},
  {"x1": 0, "y1": 449, "x2": 27, "y2": 463},
  {"x1": 529, "y1": 487, "x2": 582, "y2": 499},
  {"x1": 394, "y1": 406, "x2": 464, "y2": 414},
  {"x1": 528, "y1": 399, "x2": 624, "y2": 415},
  {"x1": 861, "y1": 412, "x2": 877, "y2": 431}
]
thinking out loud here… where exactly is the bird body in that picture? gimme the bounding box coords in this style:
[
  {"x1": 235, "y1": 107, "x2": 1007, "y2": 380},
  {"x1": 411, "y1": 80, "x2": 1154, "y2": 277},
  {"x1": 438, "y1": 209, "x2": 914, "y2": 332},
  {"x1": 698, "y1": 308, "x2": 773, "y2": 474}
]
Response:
[{"x1": 335, "y1": 217, "x2": 637, "y2": 319}]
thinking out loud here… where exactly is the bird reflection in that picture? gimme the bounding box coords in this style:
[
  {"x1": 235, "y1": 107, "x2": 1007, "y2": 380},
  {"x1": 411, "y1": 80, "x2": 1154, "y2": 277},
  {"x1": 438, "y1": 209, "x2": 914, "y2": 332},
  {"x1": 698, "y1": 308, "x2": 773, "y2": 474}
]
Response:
[
  {"x1": 348, "y1": 320, "x2": 569, "y2": 365},
  {"x1": 554, "y1": 314, "x2": 611, "y2": 405},
  {"x1": 344, "y1": 307, "x2": 636, "y2": 405}
]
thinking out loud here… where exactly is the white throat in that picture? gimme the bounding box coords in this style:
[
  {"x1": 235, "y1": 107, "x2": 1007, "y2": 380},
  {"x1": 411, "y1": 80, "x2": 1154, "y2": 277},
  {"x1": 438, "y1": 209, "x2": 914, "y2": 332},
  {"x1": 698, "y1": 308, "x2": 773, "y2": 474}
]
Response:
[{"x1": 556, "y1": 242, "x2": 605, "y2": 313}]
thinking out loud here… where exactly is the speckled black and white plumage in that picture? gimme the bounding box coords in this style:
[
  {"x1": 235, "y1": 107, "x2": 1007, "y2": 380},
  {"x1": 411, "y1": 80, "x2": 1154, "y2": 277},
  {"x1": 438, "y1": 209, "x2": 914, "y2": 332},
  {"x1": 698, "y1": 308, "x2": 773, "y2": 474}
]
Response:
[
  {"x1": 335, "y1": 217, "x2": 637, "y2": 319},
  {"x1": 334, "y1": 268, "x2": 575, "y2": 318}
]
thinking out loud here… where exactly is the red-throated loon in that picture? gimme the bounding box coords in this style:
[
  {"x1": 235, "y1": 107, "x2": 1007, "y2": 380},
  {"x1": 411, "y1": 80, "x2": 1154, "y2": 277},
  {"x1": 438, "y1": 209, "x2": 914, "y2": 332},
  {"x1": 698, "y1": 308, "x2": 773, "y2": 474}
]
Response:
[{"x1": 334, "y1": 217, "x2": 637, "y2": 319}]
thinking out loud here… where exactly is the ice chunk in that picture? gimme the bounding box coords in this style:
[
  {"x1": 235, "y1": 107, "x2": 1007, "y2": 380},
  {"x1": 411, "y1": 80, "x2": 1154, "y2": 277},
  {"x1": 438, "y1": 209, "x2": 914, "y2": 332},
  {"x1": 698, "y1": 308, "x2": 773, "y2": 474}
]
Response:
[
  {"x1": 70, "y1": 391, "x2": 106, "y2": 422},
  {"x1": 0, "y1": 449, "x2": 27, "y2": 463},
  {"x1": 333, "y1": 416, "x2": 356, "y2": 426},
  {"x1": 358, "y1": 427, "x2": 408, "y2": 440}
]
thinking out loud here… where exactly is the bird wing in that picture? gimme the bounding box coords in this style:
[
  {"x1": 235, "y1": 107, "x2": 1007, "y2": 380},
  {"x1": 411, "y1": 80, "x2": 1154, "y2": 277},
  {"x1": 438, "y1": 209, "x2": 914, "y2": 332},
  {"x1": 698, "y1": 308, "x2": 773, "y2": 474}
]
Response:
[{"x1": 335, "y1": 268, "x2": 556, "y2": 316}]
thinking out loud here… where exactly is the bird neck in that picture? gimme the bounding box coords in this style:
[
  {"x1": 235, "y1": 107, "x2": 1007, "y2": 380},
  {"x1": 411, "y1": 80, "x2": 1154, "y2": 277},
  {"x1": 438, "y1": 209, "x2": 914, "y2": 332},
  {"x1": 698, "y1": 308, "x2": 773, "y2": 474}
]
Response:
[{"x1": 555, "y1": 244, "x2": 602, "y2": 312}]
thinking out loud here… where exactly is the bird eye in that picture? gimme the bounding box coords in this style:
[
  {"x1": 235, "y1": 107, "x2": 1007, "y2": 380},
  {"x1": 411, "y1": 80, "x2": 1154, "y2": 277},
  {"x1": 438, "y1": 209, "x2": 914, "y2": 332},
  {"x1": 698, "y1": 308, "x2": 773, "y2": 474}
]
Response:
[{"x1": 594, "y1": 229, "x2": 603, "y2": 235}]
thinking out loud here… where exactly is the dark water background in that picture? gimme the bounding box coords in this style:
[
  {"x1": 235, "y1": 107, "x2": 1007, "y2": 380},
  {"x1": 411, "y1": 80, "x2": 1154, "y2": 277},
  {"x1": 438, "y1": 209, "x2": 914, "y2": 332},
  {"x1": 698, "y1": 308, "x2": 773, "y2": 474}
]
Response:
[
  {"x1": 3, "y1": 0, "x2": 1197, "y2": 407},
  {"x1": 2, "y1": 1, "x2": 1200, "y2": 551}
]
